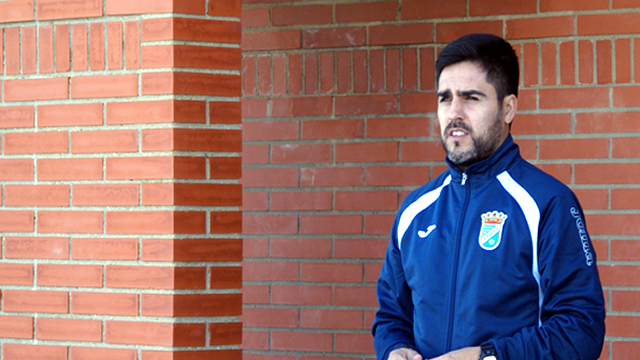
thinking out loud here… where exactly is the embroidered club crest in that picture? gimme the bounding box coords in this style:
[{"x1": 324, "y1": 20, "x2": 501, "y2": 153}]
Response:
[{"x1": 479, "y1": 211, "x2": 508, "y2": 250}]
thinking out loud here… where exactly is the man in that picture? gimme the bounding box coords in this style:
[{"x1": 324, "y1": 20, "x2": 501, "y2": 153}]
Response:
[{"x1": 372, "y1": 33, "x2": 605, "y2": 360}]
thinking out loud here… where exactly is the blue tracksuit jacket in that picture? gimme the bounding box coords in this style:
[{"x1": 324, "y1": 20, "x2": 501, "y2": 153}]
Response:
[{"x1": 372, "y1": 135, "x2": 605, "y2": 360}]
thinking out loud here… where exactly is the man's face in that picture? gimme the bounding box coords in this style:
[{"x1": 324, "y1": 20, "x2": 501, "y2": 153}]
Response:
[{"x1": 437, "y1": 61, "x2": 510, "y2": 169}]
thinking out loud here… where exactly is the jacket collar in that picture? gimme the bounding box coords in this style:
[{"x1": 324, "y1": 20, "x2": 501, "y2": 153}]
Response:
[{"x1": 446, "y1": 134, "x2": 521, "y2": 183}]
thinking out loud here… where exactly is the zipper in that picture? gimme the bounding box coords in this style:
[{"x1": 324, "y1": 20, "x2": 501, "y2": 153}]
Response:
[{"x1": 445, "y1": 172, "x2": 471, "y2": 351}]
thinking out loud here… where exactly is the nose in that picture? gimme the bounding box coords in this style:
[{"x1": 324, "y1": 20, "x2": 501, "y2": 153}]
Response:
[{"x1": 447, "y1": 97, "x2": 464, "y2": 121}]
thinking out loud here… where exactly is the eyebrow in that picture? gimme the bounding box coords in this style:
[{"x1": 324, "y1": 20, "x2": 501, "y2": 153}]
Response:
[{"x1": 437, "y1": 89, "x2": 488, "y2": 98}]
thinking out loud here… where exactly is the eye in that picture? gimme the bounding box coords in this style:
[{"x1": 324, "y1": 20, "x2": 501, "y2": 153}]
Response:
[{"x1": 439, "y1": 96, "x2": 451, "y2": 103}]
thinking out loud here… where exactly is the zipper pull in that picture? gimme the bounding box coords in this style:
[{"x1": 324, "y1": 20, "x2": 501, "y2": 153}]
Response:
[{"x1": 461, "y1": 173, "x2": 468, "y2": 186}]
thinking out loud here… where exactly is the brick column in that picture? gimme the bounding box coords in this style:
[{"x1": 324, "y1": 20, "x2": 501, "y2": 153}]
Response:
[{"x1": 0, "y1": 1, "x2": 242, "y2": 359}]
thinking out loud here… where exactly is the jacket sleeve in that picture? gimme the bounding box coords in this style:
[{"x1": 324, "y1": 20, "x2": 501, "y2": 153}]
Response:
[
  {"x1": 492, "y1": 192, "x2": 606, "y2": 360},
  {"x1": 372, "y1": 227, "x2": 416, "y2": 360}
]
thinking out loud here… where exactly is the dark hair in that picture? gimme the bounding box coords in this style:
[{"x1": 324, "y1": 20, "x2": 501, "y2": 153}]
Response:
[{"x1": 435, "y1": 33, "x2": 519, "y2": 102}]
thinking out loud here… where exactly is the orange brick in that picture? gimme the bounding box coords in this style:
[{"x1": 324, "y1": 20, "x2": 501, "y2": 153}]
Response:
[
  {"x1": 37, "y1": 0, "x2": 102, "y2": 20},
  {"x1": 107, "y1": 100, "x2": 206, "y2": 124},
  {"x1": 142, "y1": 294, "x2": 241, "y2": 317},
  {"x1": 72, "y1": 292, "x2": 138, "y2": 316},
  {"x1": 91, "y1": 22, "x2": 105, "y2": 70},
  {"x1": 141, "y1": 72, "x2": 240, "y2": 97},
  {"x1": 142, "y1": 238, "x2": 242, "y2": 262},
  {"x1": 70, "y1": 347, "x2": 137, "y2": 360},
  {"x1": 108, "y1": 22, "x2": 123, "y2": 69},
  {"x1": 0, "y1": 106, "x2": 34, "y2": 128},
  {"x1": 0, "y1": 316, "x2": 33, "y2": 339},
  {"x1": 142, "y1": 44, "x2": 241, "y2": 70},
  {"x1": 4, "y1": 131, "x2": 68, "y2": 155},
  {"x1": 38, "y1": 211, "x2": 102, "y2": 234},
  {"x1": 0, "y1": 263, "x2": 33, "y2": 286},
  {"x1": 39, "y1": 25, "x2": 54, "y2": 73},
  {"x1": 0, "y1": 211, "x2": 34, "y2": 232},
  {"x1": 142, "y1": 17, "x2": 241, "y2": 43},
  {"x1": 0, "y1": 0, "x2": 34, "y2": 22},
  {"x1": 3, "y1": 344, "x2": 67, "y2": 360},
  {"x1": 4, "y1": 77, "x2": 68, "y2": 102},
  {"x1": 38, "y1": 158, "x2": 102, "y2": 181},
  {"x1": 5, "y1": 185, "x2": 69, "y2": 207},
  {"x1": 38, "y1": 264, "x2": 102, "y2": 287},
  {"x1": 55, "y1": 24, "x2": 71, "y2": 72},
  {"x1": 71, "y1": 129, "x2": 137, "y2": 153},
  {"x1": 106, "y1": 322, "x2": 205, "y2": 347},
  {"x1": 3, "y1": 290, "x2": 68, "y2": 313},
  {"x1": 4, "y1": 237, "x2": 69, "y2": 259},
  {"x1": 71, "y1": 74, "x2": 138, "y2": 98},
  {"x1": 72, "y1": 237, "x2": 138, "y2": 260},
  {"x1": 73, "y1": 184, "x2": 138, "y2": 206},
  {"x1": 107, "y1": 266, "x2": 206, "y2": 290},
  {"x1": 36, "y1": 318, "x2": 101, "y2": 342},
  {"x1": 38, "y1": 103, "x2": 103, "y2": 127}
]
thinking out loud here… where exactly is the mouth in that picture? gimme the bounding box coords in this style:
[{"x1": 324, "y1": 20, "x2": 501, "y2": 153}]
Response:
[{"x1": 448, "y1": 128, "x2": 469, "y2": 141}]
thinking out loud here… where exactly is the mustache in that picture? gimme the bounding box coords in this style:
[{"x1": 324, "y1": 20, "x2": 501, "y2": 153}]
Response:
[{"x1": 444, "y1": 120, "x2": 472, "y2": 134}]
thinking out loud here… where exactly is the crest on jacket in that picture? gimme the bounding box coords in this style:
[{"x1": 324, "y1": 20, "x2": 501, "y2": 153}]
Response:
[{"x1": 479, "y1": 211, "x2": 508, "y2": 250}]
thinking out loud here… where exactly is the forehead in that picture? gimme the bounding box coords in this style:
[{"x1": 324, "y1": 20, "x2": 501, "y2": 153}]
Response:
[{"x1": 437, "y1": 61, "x2": 496, "y2": 96}]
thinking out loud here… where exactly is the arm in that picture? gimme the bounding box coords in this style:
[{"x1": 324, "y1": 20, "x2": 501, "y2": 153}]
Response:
[
  {"x1": 492, "y1": 195, "x2": 606, "y2": 359},
  {"x1": 372, "y1": 234, "x2": 417, "y2": 360}
]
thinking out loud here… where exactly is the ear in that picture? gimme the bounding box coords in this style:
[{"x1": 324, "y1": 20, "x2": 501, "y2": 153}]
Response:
[{"x1": 502, "y1": 94, "x2": 518, "y2": 125}]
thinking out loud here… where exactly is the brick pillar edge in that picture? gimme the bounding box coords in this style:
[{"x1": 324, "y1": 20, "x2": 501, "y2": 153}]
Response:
[{"x1": 0, "y1": 1, "x2": 242, "y2": 359}]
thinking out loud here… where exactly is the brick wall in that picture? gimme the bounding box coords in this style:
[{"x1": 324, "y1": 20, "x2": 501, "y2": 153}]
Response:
[
  {"x1": 0, "y1": 0, "x2": 242, "y2": 359},
  {"x1": 241, "y1": 1, "x2": 640, "y2": 360}
]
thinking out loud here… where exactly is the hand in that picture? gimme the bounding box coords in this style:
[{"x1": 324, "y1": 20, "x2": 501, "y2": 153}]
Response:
[
  {"x1": 389, "y1": 347, "x2": 423, "y2": 360},
  {"x1": 429, "y1": 346, "x2": 481, "y2": 360}
]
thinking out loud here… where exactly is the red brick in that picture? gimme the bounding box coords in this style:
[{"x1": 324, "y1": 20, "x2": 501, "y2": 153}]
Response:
[
  {"x1": 142, "y1": 238, "x2": 241, "y2": 262},
  {"x1": 272, "y1": 284, "x2": 333, "y2": 305},
  {"x1": 305, "y1": 53, "x2": 318, "y2": 94},
  {"x1": 90, "y1": 22, "x2": 105, "y2": 70},
  {"x1": 300, "y1": 167, "x2": 363, "y2": 187},
  {"x1": 38, "y1": 264, "x2": 101, "y2": 288},
  {"x1": 612, "y1": 239, "x2": 640, "y2": 261},
  {"x1": 541, "y1": 42, "x2": 557, "y2": 86},
  {"x1": 300, "y1": 214, "x2": 362, "y2": 234},
  {"x1": 576, "y1": 163, "x2": 640, "y2": 184},
  {"x1": 106, "y1": 321, "x2": 173, "y2": 346},
  {"x1": 117, "y1": 22, "x2": 137, "y2": 69},
  {"x1": 401, "y1": 0, "x2": 464, "y2": 19},
  {"x1": 5, "y1": 185, "x2": 68, "y2": 207},
  {"x1": 108, "y1": 100, "x2": 205, "y2": 124},
  {"x1": 242, "y1": 30, "x2": 301, "y2": 51},
  {"x1": 512, "y1": 113, "x2": 572, "y2": 135},
  {"x1": 366, "y1": 165, "x2": 430, "y2": 186},
  {"x1": 3, "y1": 344, "x2": 67, "y2": 360},
  {"x1": 370, "y1": 50, "x2": 385, "y2": 92},
  {"x1": 106, "y1": 0, "x2": 205, "y2": 15},
  {"x1": 72, "y1": 23, "x2": 88, "y2": 71},
  {"x1": 272, "y1": 5, "x2": 332, "y2": 26},
  {"x1": 36, "y1": 318, "x2": 101, "y2": 342},
  {"x1": 576, "y1": 111, "x2": 640, "y2": 133},
  {"x1": 0, "y1": 106, "x2": 34, "y2": 128},
  {"x1": 303, "y1": 27, "x2": 366, "y2": 49},
  {"x1": 39, "y1": 103, "x2": 103, "y2": 127},
  {"x1": 539, "y1": 87, "x2": 609, "y2": 109},
  {"x1": 578, "y1": 12, "x2": 640, "y2": 36},
  {"x1": 4, "y1": 131, "x2": 68, "y2": 155},
  {"x1": 613, "y1": 137, "x2": 640, "y2": 158},
  {"x1": 401, "y1": 141, "x2": 447, "y2": 162},
  {"x1": 71, "y1": 74, "x2": 138, "y2": 98},
  {"x1": 243, "y1": 120, "x2": 299, "y2": 141},
  {"x1": 0, "y1": 0, "x2": 34, "y2": 22},
  {"x1": 210, "y1": 267, "x2": 242, "y2": 289},
  {"x1": 506, "y1": 16, "x2": 574, "y2": 39},
  {"x1": 337, "y1": 1, "x2": 396, "y2": 22},
  {"x1": 612, "y1": 189, "x2": 640, "y2": 210},
  {"x1": 271, "y1": 96, "x2": 332, "y2": 117},
  {"x1": 596, "y1": 40, "x2": 612, "y2": 84},
  {"x1": 243, "y1": 307, "x2": 299, "y2": 328},
  {"x1": 37, "y1": 0, "x2": 102, "y2": 20},
  {"x1": 271, "y1": 191, "x2": 332, "y2": 211},
  {"x1": 612, "y1": 86, "x2": 640, "y2": 107},
  {"x1": 420, "y1": 48, "x2": 436, "y2": 90},
  {"x1": 470, "y1": 0, "x2": 535, "y2": 15},
  {"x1": 55, "y1": 24, "x2": 71, "y2": 72},
  {"x1": 365, "y1": 214, "x2": 395, "y2": 235},
  {"x1": 243, "y1": 330, "x2": 269, "y2": 350},
  {"x1": 210, "y1": 323, "x2": 242, "y2": 346},
  {"x1": 142, "y1": 45, "x2": 240, "y2": 71},
  {"x1": 335, "y1": 238, "x2": 388, "y2": 259},
  {"x1": 244, "y1": 261, "x2": 299, "y2": 282},
  {"x1": 367, "y1": 117, "x2": 429, "y2": 138},
  {"x1": 271, "y1": 143, "x2": 332, "y2": 164},
  {"x1": 242, "y1": 7, "x2": 269, "y2": 28},
  {"x1": 39, "y1": 25, "x2": 54, "y2": 73},
  {"x1": 38, "y1": 211, "x2": 102, "y2": 234},
  {"x1": 401, "y1": 92, "x2": 438, "y2": 114},
  {"x1": 611, "y1": 341, "x2": 640, "y2": 360},
  {"x1": 559, "y1": 41, "x2": 575, "y2": 85},
  {"x1": 0, "y1": 263, "x2": 33, "y2": 286},
  {"x1": 369, "y1": 23, "x2": 432, "y2": 46},
  {"x1": 142, "y1": 294, "x2": 241, "y2": 317},
  {"x1": 142, "y1": 72, "x2": 240, "y2": 97},
  {"x1": 72, "y1": 292, "x2": 138, "y2": 316},
  {"x1": 174, "y1": 183, "x2": 241, "y2": 206},
  {"x1": 5, "y1": 27, "x2": 19, "y2": 74},
  {"x1": 616, "y1": 38, "x2": 632, "y2": 84},
  {"x1": 241, "y1": 98, "x2": 268, "y2": 118},
  {"x1": 242, "y1": 168, "x2": 299, "y2": 188},
  {"x1": 70, "y1": 347, "x2": 137, "y2": 360},
  {"x1": 272, "y1": 331, "x2": 333, "y2": 352},
  {"x1": 336, "y1": 94, "x2": 398, "y2": 116},
  {"x1": 142, "y1": 17, "x2": 240, "y2": 43},
  {"x1": 587, "y1": 214, "x2": 640, "y2": 236},
  {"x1": 301, "y1": 263, "x2": 363, "y2": 283},
  {"x1": 606, "y1": 315, "x2": 640, "y2": 337},
  {"x1": 335, "y1": 191, "x2": 398, "y2": 211},
  {"x1": 4, "y1": 77, "x2": 68, "y2": 102},
  {"x1": 243, "y1": 237, "x2": 268, "y2": 258},
  {"x1": 106, "y1": 156, "x2": 171, "y2": 180},
  {"x1": 243, "y1": 285, "x2": 270, "y2": 305},
  {"x1": 302, "y1": 119, "x2": 364, "y2": 140},
  {"x1": 107, "y1": 266, "x2": 206, "y2": 290},
  {"x1": 301, "y1": 309, "x2": 362, "y2": 330},
  {"x1": 270, "y1": 238, "x2": 332, "y2": 259},
  {"x1": 0, "y1": 316, "x2": 33, "y2": 339},
  {"x1": 336, "y1": 333, "x2": 375, "y2": 354},
  {"x1": 107, "y1": 22, "x2": 123, "y2": 69},
  {"x1": 70, "y1": 130, "x2": 136, "y2": 153},
  {"x1": 403, "y1": 48, "x2": 418, "y2": 91},
  {"x1": 611, "y1": 290, "x2": 640, "y2": 312},
  {"x1": 142, "y1": 128, "x2": 240, "y2": 152},
  {"x1": 436, "y1": 21, "x2": 502, "y2": 43},
  {"x1": 337, "y1": 51, "x2": 351, "y2": 93},
  {"x1": 72, "y1": 237, "x2": 138, "y2": 260},
  {"x1": 0, "y1": 211, "x2": 34, "y2": 232},
  {"x1": 541, "y1": 0, "x2": 608, "y2": 11},
  {"x1": 107, "y1": 211, "x2": 206, "y2": 234},
  {"x1": 210, "y1": 211, "x2": 242, "y2": 234},
  {"x1": 272, "y1": 54, "x2": 287, "y2": 94},
  {"x1": 522, "y1": 42, "x2": 539, "y2": 87},
  {"x1": 289, "y1": 53, "x2": 303, "y2": 94},
  {"x1": 573, "y1": 188, "x2": 608, "y2": 210},
  {"x1": 334, "y1": 286, "x2": 378, "y2": 306},
  {"x1": 539, "y1": 138, "x2": 609, "y2": 159},
  {"x1": 3, "y1": 290, "x2": 68, "y2": 313},
  {"x1": 536, "y1": 164, "x2": 572, "y2": 184},
  {"x1": 22, "y1": 26, "x2": 36, "y2": 74},
  {"x1": 4, "y1": 237, "x2": 68, "y2": 259},
  {"x1": 386, "y1": 49, "x2": 401, "y2": 91},
  {"x1": 73, "y1": 184, "x2": 138, "y2": 207}
]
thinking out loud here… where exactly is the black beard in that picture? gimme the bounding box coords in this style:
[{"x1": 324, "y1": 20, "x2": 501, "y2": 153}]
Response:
[{"x1": 441, "y1": 113, "x2": 504, "y2": 167}]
